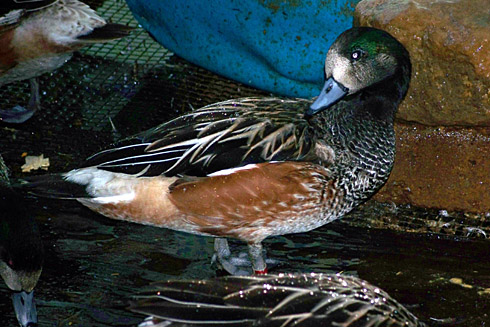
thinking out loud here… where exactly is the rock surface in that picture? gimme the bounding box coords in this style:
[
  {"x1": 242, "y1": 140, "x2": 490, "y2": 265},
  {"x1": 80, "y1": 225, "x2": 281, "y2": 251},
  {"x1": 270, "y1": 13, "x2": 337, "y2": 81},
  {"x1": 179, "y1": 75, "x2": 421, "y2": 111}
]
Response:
[
  {"x1": 355, "y1": 0, "x2": 490, "y2": 126},
  {"x1": 355, "y1": 0, "x2": 490, "y2": 213},
  {"x1": 375, "y1": 124, "x2": 490, "y2": 213}
]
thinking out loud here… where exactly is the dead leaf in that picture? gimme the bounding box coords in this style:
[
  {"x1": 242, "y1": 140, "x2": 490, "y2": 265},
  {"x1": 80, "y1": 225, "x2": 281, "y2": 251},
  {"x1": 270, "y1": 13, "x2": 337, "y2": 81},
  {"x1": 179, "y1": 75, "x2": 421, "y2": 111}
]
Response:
[{"x1": 21, "y1": 154, "x2": 50, "y2": 172}]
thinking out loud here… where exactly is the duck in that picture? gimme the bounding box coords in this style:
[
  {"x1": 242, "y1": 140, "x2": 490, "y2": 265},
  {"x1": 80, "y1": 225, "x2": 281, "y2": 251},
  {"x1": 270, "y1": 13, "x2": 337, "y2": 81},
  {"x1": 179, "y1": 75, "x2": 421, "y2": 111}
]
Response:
[
  {"x1": 0, "y1": 155, "x2": 44, "y2": 327},
  {"x1": 19, "y1": 27, "x2": 411, "y2": 275},
  {"x1": 130, "y1": 273, "x2": 426, "y2": 327},
  {"x1": 0, "y1": 0, "x2": 133, "y2": 123}
]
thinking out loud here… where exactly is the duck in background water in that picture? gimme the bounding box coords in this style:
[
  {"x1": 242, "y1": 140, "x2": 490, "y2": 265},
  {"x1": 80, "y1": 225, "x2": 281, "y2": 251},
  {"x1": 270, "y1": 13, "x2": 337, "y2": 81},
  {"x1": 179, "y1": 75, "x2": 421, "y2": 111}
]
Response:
[
  {"x1": 131, "y1": 273, "x2": 425, "y2": 327},
  {"x1": 0, "y1": 155, "x2": 44, "y2": 327},
  {"x1": 0, "y1": 0, "x2": 133, "y2": 123},
  {"x1": 19, "y1": 27, "x2": 411, "y2": 275}
]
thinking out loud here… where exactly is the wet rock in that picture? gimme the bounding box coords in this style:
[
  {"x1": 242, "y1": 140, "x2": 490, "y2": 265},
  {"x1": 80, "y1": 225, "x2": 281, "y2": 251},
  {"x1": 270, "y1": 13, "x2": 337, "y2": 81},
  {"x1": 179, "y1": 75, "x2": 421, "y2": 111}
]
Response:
[
  {"x1": 375, "y1": 124, "x2": 490, "y2": 213},
  {"x1": 355, "y1": 0, "x2": 490, "y2": 126},
  {"x1": 355, "y1": 0, "x2": 490, "y2": 213}
]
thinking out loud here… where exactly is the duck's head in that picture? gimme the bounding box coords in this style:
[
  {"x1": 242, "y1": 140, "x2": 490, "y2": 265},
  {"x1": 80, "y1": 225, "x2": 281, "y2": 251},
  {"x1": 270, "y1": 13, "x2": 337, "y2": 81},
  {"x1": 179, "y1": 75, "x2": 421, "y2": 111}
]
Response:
[
  {"x1": 307, "y1": 27, "x2": 411, "y2": 116},
  {"x1": 0, "y1": 188, "x2": 43, "y2": 327}
]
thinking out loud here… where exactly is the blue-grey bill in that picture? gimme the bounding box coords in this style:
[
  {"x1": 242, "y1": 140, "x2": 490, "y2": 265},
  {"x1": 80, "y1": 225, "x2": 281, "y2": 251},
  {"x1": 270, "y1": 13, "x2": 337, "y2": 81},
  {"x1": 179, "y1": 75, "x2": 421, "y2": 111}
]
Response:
[
  {"x1": 307, "y1": 77, "x2": 348, "y2": 116},
  {"x1": 12, "y1": 291, "x2": 38, "y2": 327}
]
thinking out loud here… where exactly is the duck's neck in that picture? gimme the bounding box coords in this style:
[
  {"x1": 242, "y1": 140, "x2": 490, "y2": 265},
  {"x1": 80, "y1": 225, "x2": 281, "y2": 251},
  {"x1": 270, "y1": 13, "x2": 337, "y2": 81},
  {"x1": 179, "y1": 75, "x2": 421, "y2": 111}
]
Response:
[
  {"x1": 311, "y1": 75, "x2": 408, "y2": 204},
  {"x1": 359, "y1": 65, "x2": 410, "y2": 123}
]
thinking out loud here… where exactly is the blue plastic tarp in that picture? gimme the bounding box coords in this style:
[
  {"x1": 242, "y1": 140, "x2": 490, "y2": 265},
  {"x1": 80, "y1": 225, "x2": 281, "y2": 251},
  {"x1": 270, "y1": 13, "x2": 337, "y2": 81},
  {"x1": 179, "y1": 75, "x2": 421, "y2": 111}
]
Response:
[{"x1": 125, "y1": 0, "x2": 360, "y2": 97}]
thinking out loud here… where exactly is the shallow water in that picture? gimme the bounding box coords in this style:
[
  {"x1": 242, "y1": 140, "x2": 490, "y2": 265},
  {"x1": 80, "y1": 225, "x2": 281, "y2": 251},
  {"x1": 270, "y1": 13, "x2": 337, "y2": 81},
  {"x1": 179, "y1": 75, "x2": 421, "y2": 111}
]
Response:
[{"x1": 0, "y1": 199, "x2": 488, "y2": 326}]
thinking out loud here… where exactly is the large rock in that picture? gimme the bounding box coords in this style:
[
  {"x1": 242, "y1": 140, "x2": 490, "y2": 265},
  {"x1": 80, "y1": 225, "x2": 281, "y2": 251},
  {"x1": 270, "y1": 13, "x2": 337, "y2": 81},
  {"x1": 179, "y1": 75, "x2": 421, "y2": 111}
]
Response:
[
  {"x1": 355, "y1": 0, "x2": 490, "y2": 126},
  {"x1": 374, "y1": 124, "x2": 490, "y2": 213},
  {"x1": 355, "y1": 0, "x2": 490, "y2": 213}
]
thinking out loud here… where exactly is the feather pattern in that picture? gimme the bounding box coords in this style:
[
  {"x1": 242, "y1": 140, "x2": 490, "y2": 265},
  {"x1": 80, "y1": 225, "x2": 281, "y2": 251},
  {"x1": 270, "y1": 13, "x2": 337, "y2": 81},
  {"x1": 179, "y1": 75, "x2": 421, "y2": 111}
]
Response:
[
  {"x1": 0, "y1": 1, "x2": 57, "y2": 27},
  {"x1": 130, "y1": 273, "x2": 425, "y2": 327},
  {"x1": 85, "y1": 98, "x2": 317, "y2": 177}
]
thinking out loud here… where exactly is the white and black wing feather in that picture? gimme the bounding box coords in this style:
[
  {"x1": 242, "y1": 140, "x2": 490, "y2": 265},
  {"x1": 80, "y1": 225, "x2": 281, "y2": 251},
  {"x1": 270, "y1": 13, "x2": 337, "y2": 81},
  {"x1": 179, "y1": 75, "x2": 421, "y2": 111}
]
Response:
[
  {"x1": 130, "y1": 274, "x2": 425, "y2": 327},
  {"x1": 85, "y1": 98, "x2": 316, "y2": 177}
]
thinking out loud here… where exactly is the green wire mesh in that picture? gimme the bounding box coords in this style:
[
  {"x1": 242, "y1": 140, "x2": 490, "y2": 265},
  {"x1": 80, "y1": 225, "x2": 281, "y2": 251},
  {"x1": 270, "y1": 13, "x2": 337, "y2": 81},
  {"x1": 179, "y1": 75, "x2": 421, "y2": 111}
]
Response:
[{"x1": 0, "y1": 0, "x2": 267, "y2": 171}]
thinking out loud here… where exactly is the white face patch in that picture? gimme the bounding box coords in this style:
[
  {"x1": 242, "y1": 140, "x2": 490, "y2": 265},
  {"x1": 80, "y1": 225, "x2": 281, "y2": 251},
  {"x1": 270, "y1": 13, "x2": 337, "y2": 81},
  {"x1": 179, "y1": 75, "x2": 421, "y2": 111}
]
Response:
[
  {"x1": 332, "y1": 56, "x2": 351, "y2": 83},
  {"x1": 332, "y1": 54, "x2": 364, "y2": 94}
]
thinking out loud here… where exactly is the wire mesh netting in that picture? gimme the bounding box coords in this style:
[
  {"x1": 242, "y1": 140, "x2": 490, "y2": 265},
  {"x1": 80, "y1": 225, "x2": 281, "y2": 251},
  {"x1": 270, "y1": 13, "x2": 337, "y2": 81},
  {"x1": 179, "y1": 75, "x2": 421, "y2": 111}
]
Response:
[
  {"x1": 0, "y1": 0, "x2": 268, "y2": 173},
  {"x1": 0, "y1": 0, "x2": 488, "y2": 239}
]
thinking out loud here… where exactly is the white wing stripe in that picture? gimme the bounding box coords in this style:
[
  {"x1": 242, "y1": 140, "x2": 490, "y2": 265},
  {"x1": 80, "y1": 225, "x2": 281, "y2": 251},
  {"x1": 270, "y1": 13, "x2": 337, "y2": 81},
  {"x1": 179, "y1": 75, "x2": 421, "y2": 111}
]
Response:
[{"x1": 98, "y1": 149, "x2": 184, "y2": 167}]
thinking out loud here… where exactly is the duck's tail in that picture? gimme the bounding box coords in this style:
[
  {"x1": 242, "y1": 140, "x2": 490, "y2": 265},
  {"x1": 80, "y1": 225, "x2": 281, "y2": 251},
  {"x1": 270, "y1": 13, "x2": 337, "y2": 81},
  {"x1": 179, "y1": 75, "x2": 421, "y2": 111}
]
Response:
[
  {"x1": 54, "y1": 0, "x2": 134, "y2": 44},
  {"x1": 76, "y1": 23, "x2": 134, "y2": 43},
  {"x1": 15, "y1": 173, "x2": 91, "y2": 200}
]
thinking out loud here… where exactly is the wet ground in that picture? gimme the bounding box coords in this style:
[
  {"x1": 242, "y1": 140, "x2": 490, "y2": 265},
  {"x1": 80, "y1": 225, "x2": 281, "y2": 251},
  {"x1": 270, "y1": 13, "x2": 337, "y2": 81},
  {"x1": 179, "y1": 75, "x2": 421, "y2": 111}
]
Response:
[{"x1": 0, "y1": 199, "x2": 489, "y2": 326}]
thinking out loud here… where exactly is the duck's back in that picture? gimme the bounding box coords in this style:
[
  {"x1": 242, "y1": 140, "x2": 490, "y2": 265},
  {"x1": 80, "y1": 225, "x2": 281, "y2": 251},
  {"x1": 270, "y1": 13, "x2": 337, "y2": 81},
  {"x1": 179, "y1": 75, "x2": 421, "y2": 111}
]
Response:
[{"x1": 84, "y1": 97, "x2": 320, "y2": 177}]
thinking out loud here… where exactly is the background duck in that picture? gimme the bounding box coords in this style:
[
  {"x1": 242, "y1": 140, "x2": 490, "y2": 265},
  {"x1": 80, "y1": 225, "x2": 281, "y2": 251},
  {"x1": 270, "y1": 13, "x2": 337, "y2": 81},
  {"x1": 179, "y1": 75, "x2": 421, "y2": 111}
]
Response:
[
  {"x1": 19, "y1": 27, "x2": 411, "y2": 275},
  {"x1": 131, "y1": 273, "x2": 426, "y2": 327},
  {"x1": 0, "y1": 155, "x2": 44, "y2": 327},
  {"x1": 0, "y1": 0, "x2": 133, "y2": 123}
]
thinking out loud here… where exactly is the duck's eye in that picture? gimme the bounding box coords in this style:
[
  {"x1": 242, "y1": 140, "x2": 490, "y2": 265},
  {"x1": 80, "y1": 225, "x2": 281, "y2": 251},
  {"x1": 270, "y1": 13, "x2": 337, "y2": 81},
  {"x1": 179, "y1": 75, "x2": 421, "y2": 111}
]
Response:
[{"x1": 351, "y1": 50, "x2": 365, "y2": 61}]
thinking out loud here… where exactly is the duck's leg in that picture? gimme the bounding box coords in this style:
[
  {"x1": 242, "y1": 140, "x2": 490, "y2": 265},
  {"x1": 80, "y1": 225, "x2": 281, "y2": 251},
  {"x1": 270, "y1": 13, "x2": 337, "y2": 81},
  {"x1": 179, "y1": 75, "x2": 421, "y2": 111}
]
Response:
[
  {"x1": 213, "y1": 238, "x2": 252, "y2": 275},
  {"x1": 213, "y1": 238, "x2": 272, "y2": 275},
  {"x1": 248, "y1": 242, "x2": 267, "y2": 275},
  {"x1": 0, "y1": 78, "x2": 40, "y2": 123}
]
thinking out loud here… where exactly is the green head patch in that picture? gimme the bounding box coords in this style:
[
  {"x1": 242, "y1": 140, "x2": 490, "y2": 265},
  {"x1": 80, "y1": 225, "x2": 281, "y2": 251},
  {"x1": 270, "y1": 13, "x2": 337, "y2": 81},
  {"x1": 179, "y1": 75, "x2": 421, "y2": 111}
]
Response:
[{"x1": 347, "y1": 28, "x2": 407, "y2": 59}]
